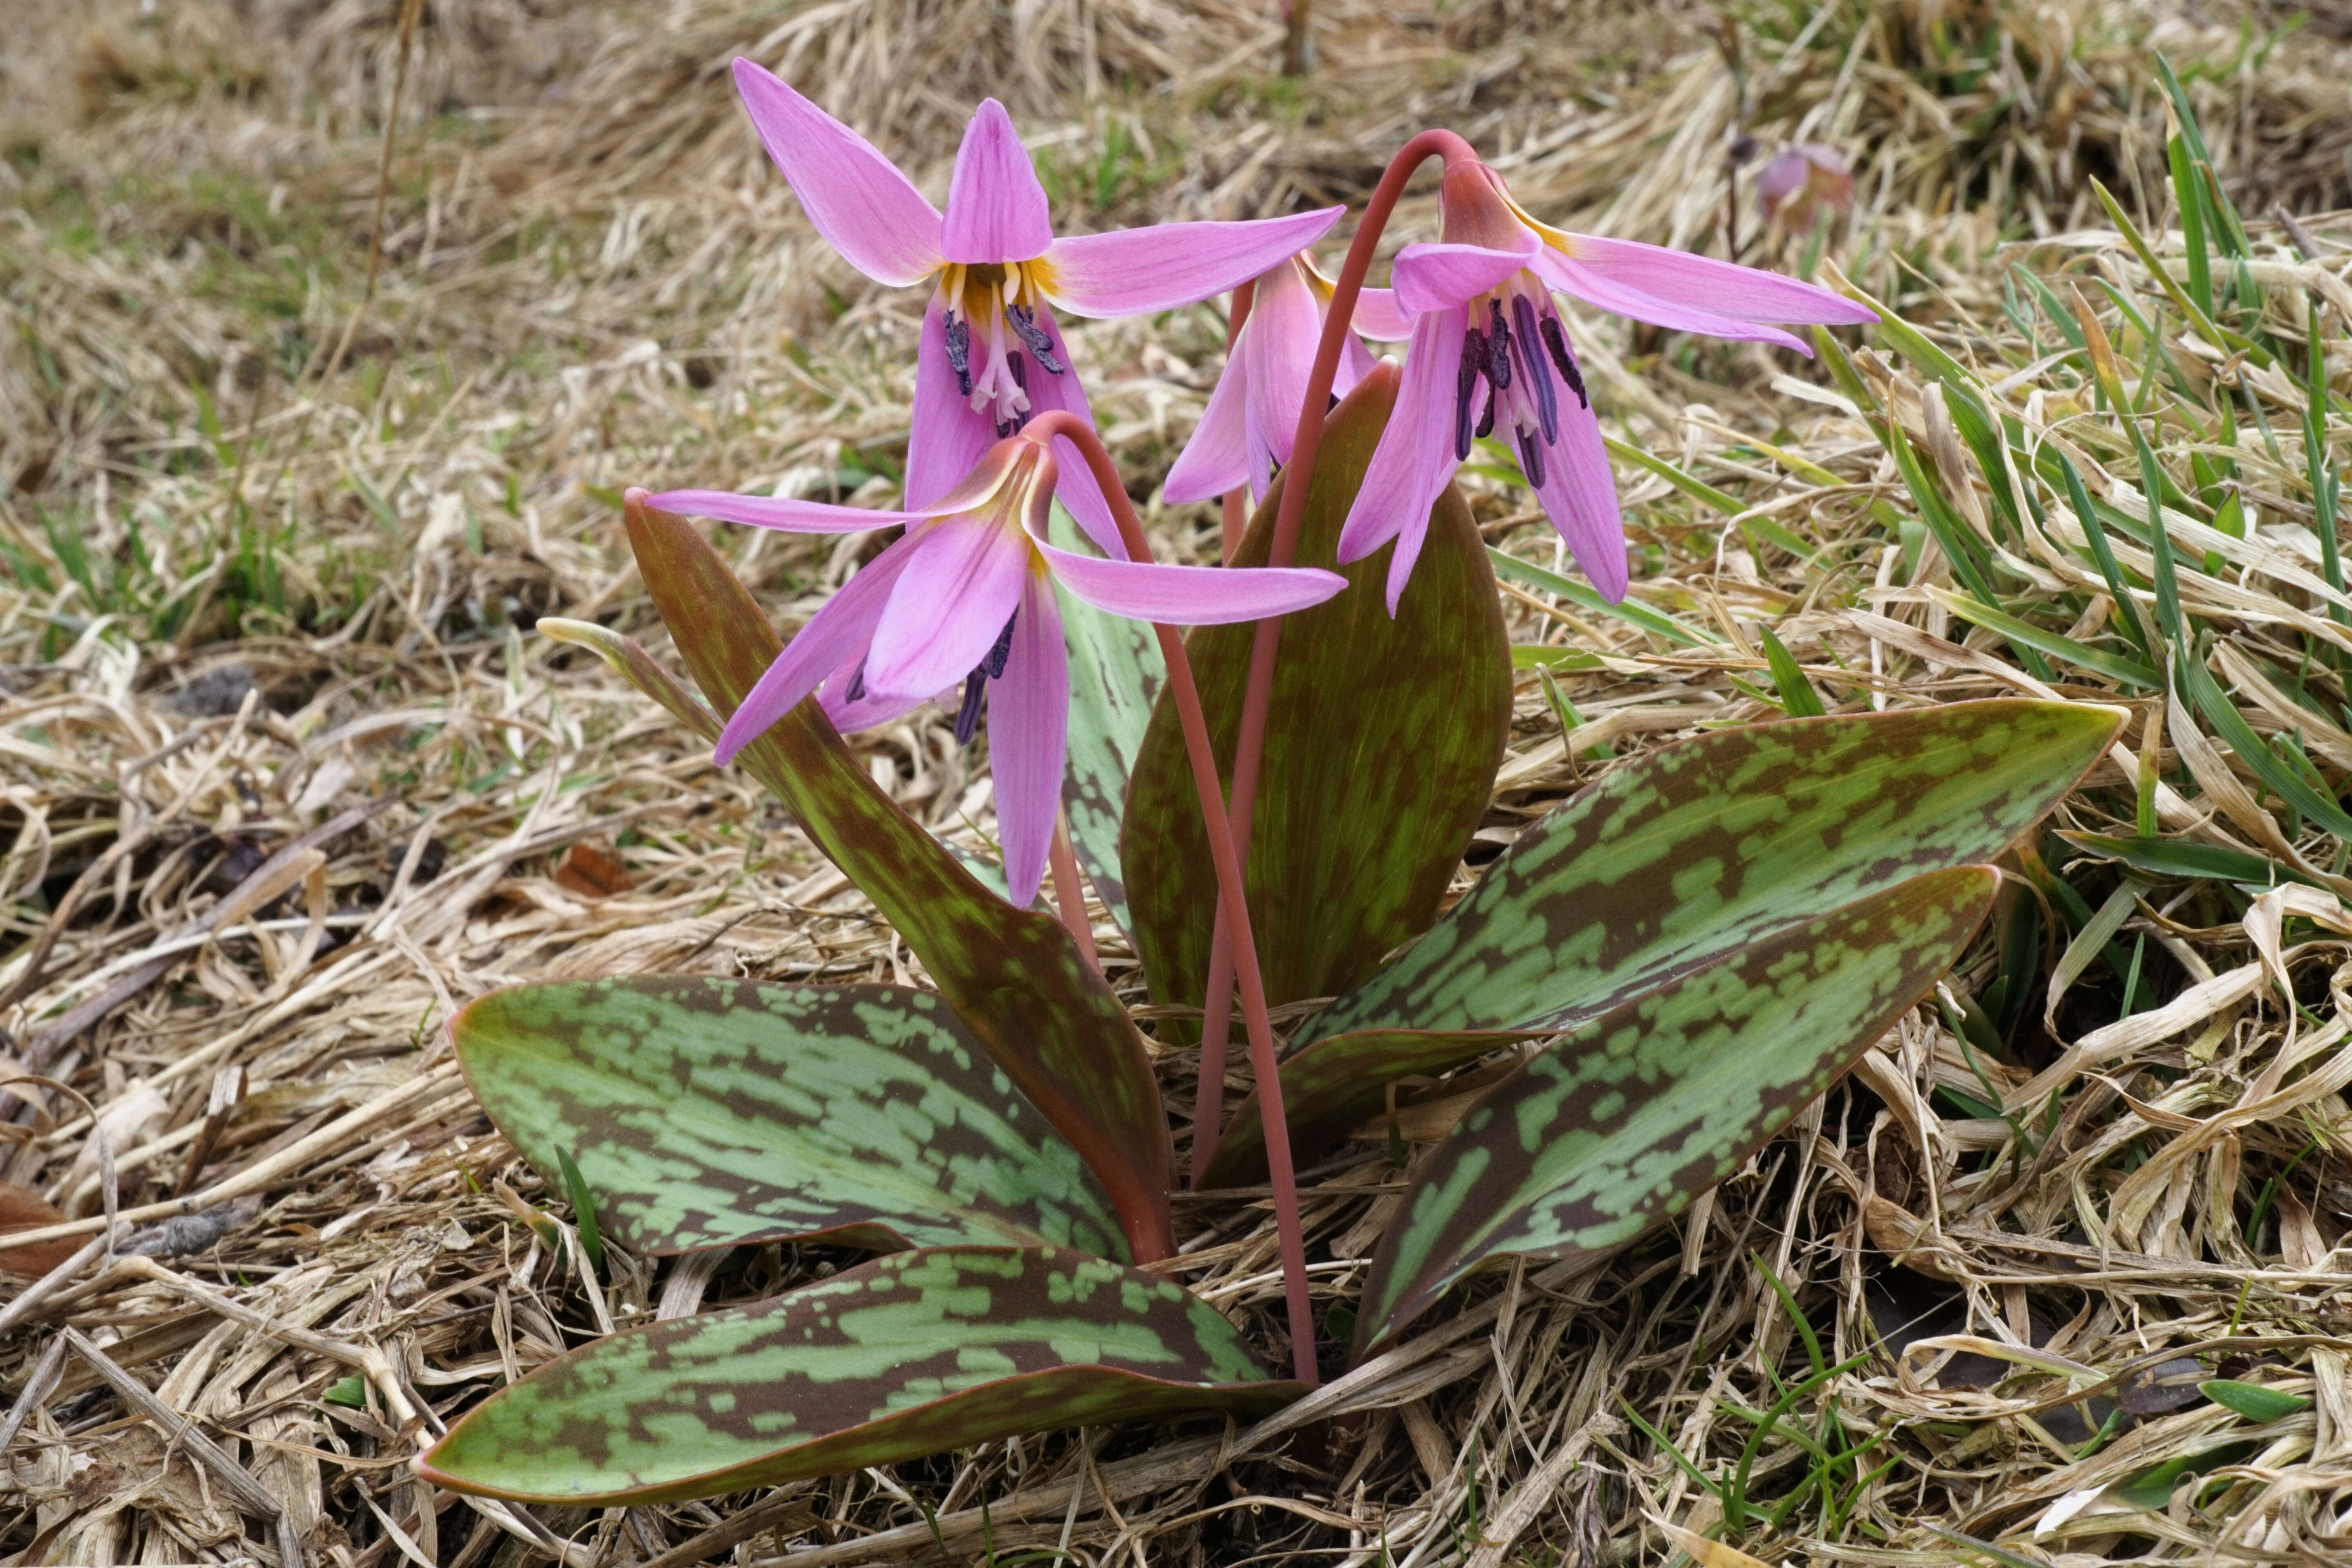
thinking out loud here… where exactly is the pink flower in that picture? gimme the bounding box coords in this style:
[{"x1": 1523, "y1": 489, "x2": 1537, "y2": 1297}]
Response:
[
  {"x1": 652, "y1": 437, "x2": 1344, "y2": 906},
  {"x1": 1755, "y1": 143, "x2": 1856, "y2": 230},
  {"x1": 1337, "y1": 160, "x2": 1877, "y2": 609},
  {"x1": 1162, "y1": 254, "x2": 1377, "y2": 508},
  {"x1": 731, "y1": 62, "x2": 1343, "y2": 552}
]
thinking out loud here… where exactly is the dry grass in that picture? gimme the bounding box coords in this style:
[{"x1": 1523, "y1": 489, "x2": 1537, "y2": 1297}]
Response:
[{"x1": 9, "y1": 0, "x2": 2352, "y2": 1563}]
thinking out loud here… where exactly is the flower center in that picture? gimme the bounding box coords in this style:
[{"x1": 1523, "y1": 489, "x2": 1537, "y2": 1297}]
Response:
[
  {"x1": 1453, "y1": 274, "x2": 1586, "y2": 488},
  {"x1": 938, "y1": 260, "x2": 1065, "y2": 437}
]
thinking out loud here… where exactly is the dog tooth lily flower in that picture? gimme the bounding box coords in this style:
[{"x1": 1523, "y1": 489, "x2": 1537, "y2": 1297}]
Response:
[
  {"x1": 652, "y1": 437, "x2": 1344, "y2": 906},
  {"x1": 1337, "y1": 159, "x2": 1877, "y2": 610},
  {"x1": 730, "y1": 62, "x2": 1343, "y2": 552},
  {"x1": 1163, "y1": 254, "x2": 1377, "y2": 508}
]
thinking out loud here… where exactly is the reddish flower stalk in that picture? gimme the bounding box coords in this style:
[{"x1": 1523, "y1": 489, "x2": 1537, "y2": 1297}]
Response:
[
  {"x1": 1047, "y1": 812, "x2": 1098, "y2": 971},
  {"x1": 1027, "y1": 409, "x2": 1320, "y2": 1388},
  {"x1": 1188, "y1": 129, "x2": 1476, "y2": 1184},
  {"x1": 1218, "y1": 277, "x2": 1257, "y2": 564}
]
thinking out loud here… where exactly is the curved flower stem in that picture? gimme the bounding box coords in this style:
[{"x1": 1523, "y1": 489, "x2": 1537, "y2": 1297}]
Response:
[
  {"x1": 1047, "y1": 810, "x2": 1098, "y2": 972},
  {"x1": 1189, "y1": 128, "x2": 1478, "y2": 1183},
  {"x1": 1218, "y1": 278, "x2": 1257, "y2": 566},
  {"x1": 1027, "y1": 410, "x2": 1319, "y2": 1388}
]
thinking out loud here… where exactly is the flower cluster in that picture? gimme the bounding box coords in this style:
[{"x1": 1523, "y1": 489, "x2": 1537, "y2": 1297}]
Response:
[{"x1": 659, "y1": 63, "x2": 1874, "y2": 901}]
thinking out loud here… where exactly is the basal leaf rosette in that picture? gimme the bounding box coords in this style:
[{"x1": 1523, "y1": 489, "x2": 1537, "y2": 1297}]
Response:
[{"x1": 417, "y1": 1246, "x2": 1305, "y2": 1504}]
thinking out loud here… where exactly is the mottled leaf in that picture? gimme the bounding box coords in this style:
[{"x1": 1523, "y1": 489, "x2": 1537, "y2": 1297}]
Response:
[
  {"x1": 417, "y1": 1245, "x2": 1303, "y2": 1504},
  {"x1": 1051, "y1": 505, "x2": 1163, "y2": 939},
  {"x1": 1356, "y1": 866, "x2": 1999, "y2": 1353},
  {"x1": 1305, "y1": 701, "x2": 2116, "y2": 1044},
  {"x1": 454, "y1": 978, "x2": 1124, "y2": 1260},
  {"x1": 625, "y1": 498, "x2": 1173, "y2": 1262},
  {"x1": 1208, "y1": 702, "x2": 2119, "y2": 1183},
  {"x1": 1121, "y1": 364, "x2": 1512, "y2": 1033}
]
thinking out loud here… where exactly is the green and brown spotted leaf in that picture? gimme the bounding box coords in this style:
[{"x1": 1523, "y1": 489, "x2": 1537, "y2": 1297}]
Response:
[
  {"x1": 1303, "y1": 700, "x2": 2117, "y2": 1046},
  {"x1": 1051, "y1": 505, "x2": 1163, "y2": 940},
  {"x1": 454, "y1": 978, "x2": 1124, "y2": 1260},
  {"x1": 417, "y1": 1245, "x2": 1304, "y2": 1504},
  {"x1": 1121, "y1": 364, "x2": 1512, "y2": 1036},
  {"x1": 1207, "y1": 702, "x2": 2117, "y2": 1184},
  {"x1": 625, "y1": 496, "x2": 1174, "y2": 1262},
  {"x1": 1355, "y1": 866, "x2": 2000, "y2": 1354}
]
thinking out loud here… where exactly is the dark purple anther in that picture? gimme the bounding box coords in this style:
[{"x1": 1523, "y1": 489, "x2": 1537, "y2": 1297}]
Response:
[
  {"x1": 1516, "y1": 426, "x2": 1547, "y2": 489},
  {"x1": 983, "y1": 608, "x2": 1018, "y2": 679},
  {"x1": 1539, "y1": 314, "x2": 1586, "y2": 408},
  {"x1": 1513, "y1": 294, "x2": 1558, "y2": 443},
  {"x1": 1485, "y1": 299, "x2": 1512, "y2": 389},
  {"x1": 1006, "y1": 305, "x2": 1066, "y2": 374},
  {"x1": 954, "y1": 670, "x2": 987, "y2": 744},
  {"x1": 1454, "y1": 327, "x2": 1484, "y2": 461},
  {"x1": 944, "y1": 316, "x2": 974, "y2": 398},
  {"x1": 844, "y1": 659, "x2": 868, "y2": 703},
  {"x1": 1475, "y1": 386, "x2": 1497, "y2": 441}
]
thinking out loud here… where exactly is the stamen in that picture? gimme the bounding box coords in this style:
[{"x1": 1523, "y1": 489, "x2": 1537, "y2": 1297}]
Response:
[
  {"x1": 1006, "y1": 305, "x2": 1066, "y2": 374},
  {"x1": 1485, "y1": 299, "x2": 1512, "y2": 390},
  {"x1": 1475, "y1": 385, "x2": 1497, "y2": 440},
  {"x1": 1516, "y1": 425, "x2": 1547, "y2": 490},
  {"x1": 984, "y1": 607, "x2": 1018, "y2": 679},
  {"x1": 1513, "y1": 294, "x2": 1557, "y2": 443},
  {"x1": 944, "y1": 316, "x2": 974, "y2": 398},
  {"x1": 844, "y1": 659, "x2": 868, "y2": 704},
  {"x1": 955, "y1": 606, "x2": 1022, "y2": 740},
  {"x1": 1454, "y1": 326, "x2": 1483, "y2": 461},
  {"x1": 954, "y1": 670, "x2": 987, "y2": 744},
  {"x1": 1539, "y1": 315, "x2": 1586, "y2": 409}
]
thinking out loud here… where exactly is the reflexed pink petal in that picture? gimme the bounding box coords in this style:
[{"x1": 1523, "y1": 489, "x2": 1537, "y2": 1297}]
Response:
[
  {"x1": 1040, "y1": 208, "x2": 1344, "y2": 318},
  {"x1": 1336, "y1": 330, "x2": 1377, "y2": 393},
  {"x1": 1532, "y1": 249, "x2": 1811, "y2": 352},
  {"x1": 907, "y1": 296, "x2": 1002, "y2": 512},
  {"x1": 1239, "y1": 258, "x2": 1320, "y2": 492},
  {"x1": 1038, "y1": 540, "x2": 1343, "y2": 622},
  {"x1": 1336, "y1": 321, "x2": 1458, "y2": 595},
  {"x1": 1555, "y1": 232, "x2": 1875, "y2": 326},
  {"x1": 1350, "y1": 288, "x2": 1417, "y2": 341},
  {"x1": 730, "y1": 60, "x2": 944, "y2": 287},
  {"x1": 1390, "y1": 235, "x2": 1540, "y2": 316},
  {"x1": 1160, "y1": 343, "x2": 1252, "y2": 504},
  {"x1": 1527, "y1": 399, "x2": 1629, "y2": 603},
  {"x1": 648, "y1": 490, "x2": 926, "y2": 532},
  {"x1": 713, "y1": 536, "x2": 920, "y2": 764},
  {"x1": 940, "y1": 99, "x2": 1053, "y2": 265},
  {"x1": 1016, "y1": 317, "x2": 1122, "y2": 555},
  {"x1": 863, "y1": 517, "x2": 1032, "y2": 698},
  {"x1": 986, "y1": 575, "x2": 1069, "y2": 909}
]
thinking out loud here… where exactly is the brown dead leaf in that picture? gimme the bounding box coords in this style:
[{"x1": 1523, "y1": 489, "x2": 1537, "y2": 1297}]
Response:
[
  {"x1": 552, "y1": 842, "x2": 634, "y2": 898},
  {"x1": 0, "y1": 1181, "x2": 79, "y2": 1276}
]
